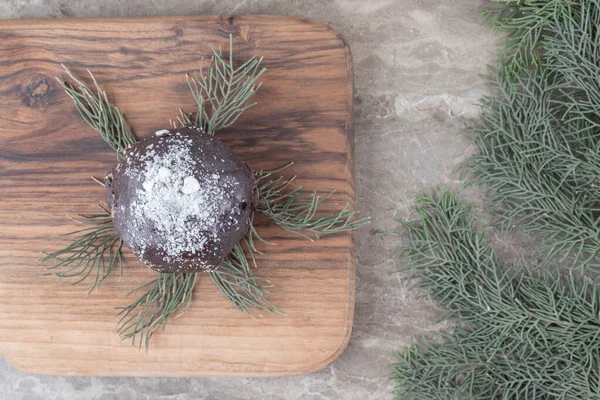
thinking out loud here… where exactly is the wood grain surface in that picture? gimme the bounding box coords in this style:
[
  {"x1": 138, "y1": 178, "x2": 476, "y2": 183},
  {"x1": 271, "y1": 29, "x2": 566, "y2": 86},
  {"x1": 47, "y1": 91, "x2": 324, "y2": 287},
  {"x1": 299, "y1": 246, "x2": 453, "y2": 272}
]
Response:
[{"x1": 0, "y1": 15, "x2": 356, "y2": 376}]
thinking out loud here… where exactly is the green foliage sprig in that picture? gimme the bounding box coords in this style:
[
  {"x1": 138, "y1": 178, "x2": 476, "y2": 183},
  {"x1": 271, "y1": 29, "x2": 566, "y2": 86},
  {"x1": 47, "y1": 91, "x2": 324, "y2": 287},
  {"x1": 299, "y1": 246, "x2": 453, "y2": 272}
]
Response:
[
  {"x1": 392, "y1": 0, "x2": 600, "y2": 397},
  {"x1": 56, "y1": 66, "x2": 136, "y2": 157},
  {"x1": 391, "y1": 190, "x2": 600, "y2": 399},
  {"x1": 481, "y1": 0, "x2": 573, "y2": 81},
  {"x1": 44, "y1": 35, "x2": 368, "y2": 348},
  {"x1": 210, "y1": 240, "x2": 284, "y2": 317},
  {"x1": 117, "y1": 272, "x2": 197, "y2": 348},
  {"x1": 40, "y1": 207, "x2": 123, "y2": 295},
  {"x1": 185, "y1": 36, "x2": 265, "y2": 133},
  {"x1": 256, "y1": 163, "x2": 370, "y2": 240},
  {"x1": 467, "y1": 0, "x2": 600, "y2": 275}
]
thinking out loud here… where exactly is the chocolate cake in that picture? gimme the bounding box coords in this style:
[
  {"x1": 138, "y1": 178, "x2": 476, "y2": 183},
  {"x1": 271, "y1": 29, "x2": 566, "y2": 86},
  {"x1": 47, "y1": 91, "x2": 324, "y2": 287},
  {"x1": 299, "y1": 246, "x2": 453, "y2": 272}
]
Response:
[{"x1": 105, "y1": 126, "x2": 258, "y2": 273}]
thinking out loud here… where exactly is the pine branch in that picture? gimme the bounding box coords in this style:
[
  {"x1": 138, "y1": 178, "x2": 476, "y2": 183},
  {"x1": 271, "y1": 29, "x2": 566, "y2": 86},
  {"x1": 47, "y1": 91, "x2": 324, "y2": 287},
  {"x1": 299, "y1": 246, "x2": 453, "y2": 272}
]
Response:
[
  {"x1": 40, "y1": 207, "x2": 124, "y2": 294},
  {"x1": 210, "y1": 240, "x2": 284, "y2": 316},
  {"x1": 392, "y1": 189, "x2": 600, "y2": 400},
  {"x1": 466, "y1": 0, "x2": 600, "y2": 276},
  {"x1": 185, "y1": 34, "x2": 265, "y2": 134},
  {"x1": 56, "y1": 65, "x2": 136, "y2": 157},
  {"x1": 480, "y1": 0, "x2": 576, "y2": 81},
  {"x1": 256, "y1": 164, "x2": 370, "y2": 240},
  {"x1": 392, "y1": 4, "x2": 600, "y2": 397},
  {"x1": 116, "y1": 272, "x2": 198, "y2": 349},
  {"x1": 116, "y1": 238, "x2": 282, "y2": 349}
]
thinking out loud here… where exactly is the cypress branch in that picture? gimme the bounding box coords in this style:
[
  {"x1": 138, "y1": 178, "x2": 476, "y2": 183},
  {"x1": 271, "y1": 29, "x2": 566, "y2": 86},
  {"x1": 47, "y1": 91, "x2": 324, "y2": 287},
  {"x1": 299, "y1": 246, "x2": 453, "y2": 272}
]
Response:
[
  {"x1": 40, "y1": 207, "x2": 124, "y2": 294},
  {"x1": 256, "y1": 164, "x2": 370, "y2": 240},
  {"x1": 392, "y1": 190, "x2": 600, "y2": 399},
  {"x1": 117, "y1": 272, "x2": 198, "y2": 349},
  {"x1": 466, "y1": 0, "x2": 600, "y2": 276},
  {"x1": 56, "y1": 65, "x2": 136, "y2": 157},
  {"x1": 186, "y1": 34, "x2": 265, "y2": 134}
]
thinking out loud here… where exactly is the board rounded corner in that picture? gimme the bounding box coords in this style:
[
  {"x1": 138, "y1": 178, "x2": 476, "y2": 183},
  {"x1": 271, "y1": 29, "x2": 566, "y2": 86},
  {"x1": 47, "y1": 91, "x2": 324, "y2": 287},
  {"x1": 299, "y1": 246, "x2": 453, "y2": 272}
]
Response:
[
  {"x1": 1, "y1": 352, "x2": 38, "y2": 376},
  {"x1": 297, "y1": 327, "x2": 354, "y2": 375}
]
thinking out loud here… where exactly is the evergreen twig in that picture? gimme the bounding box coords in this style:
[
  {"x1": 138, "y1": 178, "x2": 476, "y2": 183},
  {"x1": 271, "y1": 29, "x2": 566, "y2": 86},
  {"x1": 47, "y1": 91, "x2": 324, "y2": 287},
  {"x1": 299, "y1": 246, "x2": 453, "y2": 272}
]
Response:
[
  {"x1": 466, "y1": 0, "x2": 600, "y2": 275},
  {"x1": 391, "y1": 190, "x2": 600, "y2": 400},
  {"x1": 186, "y1": 34, "x2": 265, "y2": 134},
  {"x1": 210, "y1": 241, "x2": 284, "y2": 316},
  {"x1": 393, "y1": 2, "x2": 600, "y2": 397},
  {"x1": 256, "y1": 164, "x2": 370, "y2": 240},
  {"x1": 117, "y1": 239, "x2": 283, "y2": 349},
  {"x1": 40, "y1": 207, "x2": 124, "y2": 294},
  {"x1": 480, "y1": 0, "x2": 573, "y2": 81},
  {"x1": 116, "y1": 272, "x2": 198, "y2": 349},
  {"x1": 56, "y1": 65, "x2": 136, "y2": 157}
]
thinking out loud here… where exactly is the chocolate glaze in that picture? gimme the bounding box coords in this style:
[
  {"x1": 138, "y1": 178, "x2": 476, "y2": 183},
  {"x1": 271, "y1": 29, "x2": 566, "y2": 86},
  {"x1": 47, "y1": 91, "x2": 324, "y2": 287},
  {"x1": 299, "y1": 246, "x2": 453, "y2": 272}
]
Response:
[{"x1": 105, "y1": 126, "x2": 258, "y2": 273}]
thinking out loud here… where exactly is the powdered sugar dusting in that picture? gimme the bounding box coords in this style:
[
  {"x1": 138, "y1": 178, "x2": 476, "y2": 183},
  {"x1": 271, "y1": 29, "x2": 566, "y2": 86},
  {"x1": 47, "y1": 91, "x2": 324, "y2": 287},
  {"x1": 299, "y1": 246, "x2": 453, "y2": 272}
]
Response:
[
  {"x1": 181, "y1": 176, "x2": 201, "y2": 194},
  {"x1": 155, "y1": 129, "x2": 170, "y2": 137},
  {"x1": 125, "y1": 134, "x2": 239, "y2": 261}
]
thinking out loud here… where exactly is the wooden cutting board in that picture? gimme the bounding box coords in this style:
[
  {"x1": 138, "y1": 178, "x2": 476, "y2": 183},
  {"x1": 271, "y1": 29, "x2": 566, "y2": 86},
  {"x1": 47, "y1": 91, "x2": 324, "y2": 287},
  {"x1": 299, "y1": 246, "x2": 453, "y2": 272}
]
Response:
[{"x1": 0, "y1": 15, "x2": 356, "y2": 377}]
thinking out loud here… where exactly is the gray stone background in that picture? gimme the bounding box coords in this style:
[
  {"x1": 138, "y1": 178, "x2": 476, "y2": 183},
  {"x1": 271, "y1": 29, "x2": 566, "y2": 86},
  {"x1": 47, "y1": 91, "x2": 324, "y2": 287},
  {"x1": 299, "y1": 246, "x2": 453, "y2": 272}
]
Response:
[{"x1": 0, "y1": 1, "x2": 497, "y2": 399}]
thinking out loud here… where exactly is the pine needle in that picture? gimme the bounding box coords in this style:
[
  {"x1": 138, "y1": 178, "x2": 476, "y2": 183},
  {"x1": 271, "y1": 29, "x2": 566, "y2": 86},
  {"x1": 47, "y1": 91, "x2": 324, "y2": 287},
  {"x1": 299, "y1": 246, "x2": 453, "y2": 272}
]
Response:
[
  {"x1": 256, "y1": 164, "x2": 370, "y2": 240},
  {"x1": 56, "y1": 65, "x2": 136, "y2": 157},
  {"x1": 40, "y1": 207, "x2": 124, "y2": 294},
  {"x1": 392, "y1": 189, "x2": 600, "y2": 399},
  {"x1": 210, "y1": 241, "x2": 284, "y2": 316},
  {"x1": 116, "y1": 272, "x2": 198, "y2": 349},
  {"x1": 466, "y1": 0, "x2": 600, "y2": 276},
  {"x1": 480, "y1": 0, "x2": 574, "y2": 81},
  {"x1": 393, "y1": 2, "x2": 600, "y2": 397},
  {"x1": 186, "y1": 34, "x2": 265, "y2": 134},
  {"x1": 116, "y1": 241, "x2": 283, "y2": 349}
]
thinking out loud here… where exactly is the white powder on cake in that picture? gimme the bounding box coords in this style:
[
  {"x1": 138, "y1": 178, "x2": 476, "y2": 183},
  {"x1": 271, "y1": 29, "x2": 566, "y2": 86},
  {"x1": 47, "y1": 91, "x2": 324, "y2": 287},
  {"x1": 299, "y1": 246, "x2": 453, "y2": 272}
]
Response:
[
  {"x1": 126, "y1": 134, "x2": 236, "y2": 260},
  {"x1": 181, "y1": 176, "x2": 201, "y2": 194},
  {"x1": 155, "y1": 129, "x2": 170, "y2": 137}
]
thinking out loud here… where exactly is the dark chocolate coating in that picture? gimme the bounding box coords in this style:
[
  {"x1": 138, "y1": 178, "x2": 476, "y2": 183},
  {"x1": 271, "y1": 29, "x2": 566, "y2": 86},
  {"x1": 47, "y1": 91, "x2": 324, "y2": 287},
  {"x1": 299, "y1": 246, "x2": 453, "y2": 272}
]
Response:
[{"x1": 105, "y1": 126, "x2": 258, "y2": 273}]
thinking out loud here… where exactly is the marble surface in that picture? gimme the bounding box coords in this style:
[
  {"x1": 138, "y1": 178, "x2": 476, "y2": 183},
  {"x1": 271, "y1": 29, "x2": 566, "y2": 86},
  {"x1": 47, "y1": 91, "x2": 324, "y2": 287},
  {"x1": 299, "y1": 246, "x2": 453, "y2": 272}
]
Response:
[{"x1": 0, "y1": 1, "x2": 497, "y2": 399}]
